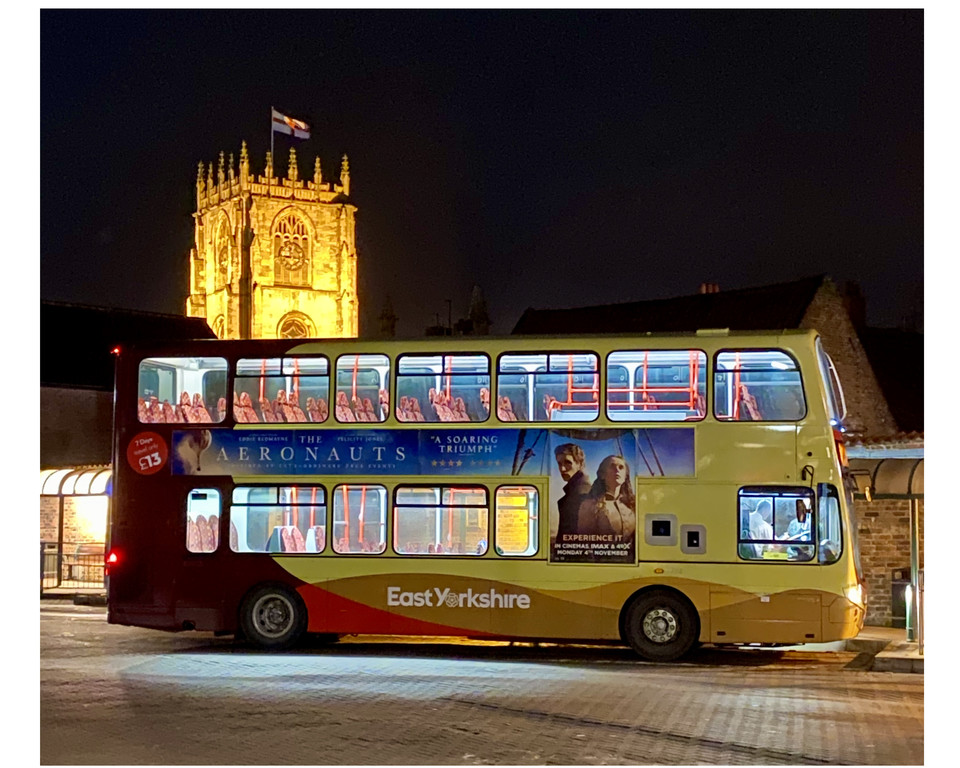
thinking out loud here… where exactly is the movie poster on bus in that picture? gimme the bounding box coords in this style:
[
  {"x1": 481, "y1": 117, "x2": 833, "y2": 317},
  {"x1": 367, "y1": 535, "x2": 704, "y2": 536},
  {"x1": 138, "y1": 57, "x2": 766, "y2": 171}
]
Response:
[
  {"x1": 170, "y1": 429, "x2": 420, "y2": 476},
  {"x1": 548, "y1": 428, "x2": 695, "y2": 563},
  {"x1": 417, "y1": 428, "x2": 552, "y2": 476}
]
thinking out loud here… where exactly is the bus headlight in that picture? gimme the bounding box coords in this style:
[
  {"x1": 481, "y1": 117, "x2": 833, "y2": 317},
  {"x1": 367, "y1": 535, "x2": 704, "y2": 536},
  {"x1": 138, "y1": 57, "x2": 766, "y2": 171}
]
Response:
[{"x1": 846, "y1": 584, "x2": 864, "y2": 606}]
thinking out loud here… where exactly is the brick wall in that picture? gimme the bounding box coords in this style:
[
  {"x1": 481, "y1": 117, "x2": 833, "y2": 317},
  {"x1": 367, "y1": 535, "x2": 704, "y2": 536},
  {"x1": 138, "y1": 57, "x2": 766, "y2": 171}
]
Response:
[
  {"x1": 856, "y1": 497, "x2": 924, "y2": 625},
  {"x1": 800, "y1": 279, "x2": 896, "y2": 438}
]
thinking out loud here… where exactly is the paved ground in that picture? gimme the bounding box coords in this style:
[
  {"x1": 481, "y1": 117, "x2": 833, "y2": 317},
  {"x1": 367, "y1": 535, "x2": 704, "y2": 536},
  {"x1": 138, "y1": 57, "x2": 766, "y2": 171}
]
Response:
[{"x1": 40, "y1": 601, "x2": 924, "y2": 765}]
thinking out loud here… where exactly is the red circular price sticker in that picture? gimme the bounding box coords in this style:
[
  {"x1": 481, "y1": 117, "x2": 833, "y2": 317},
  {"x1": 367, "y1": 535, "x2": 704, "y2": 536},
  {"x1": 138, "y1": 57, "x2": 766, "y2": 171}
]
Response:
[{"x1": 127, "y1": 432, "x2": 168, "y2": 475}]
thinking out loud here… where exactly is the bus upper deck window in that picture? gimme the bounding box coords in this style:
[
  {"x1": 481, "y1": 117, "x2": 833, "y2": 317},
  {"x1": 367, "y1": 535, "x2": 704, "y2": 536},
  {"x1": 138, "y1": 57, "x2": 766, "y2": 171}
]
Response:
[
  {"x1": 606, "y1": 350, "x2": 706, "y2": 422},
  {"x1": 497, "y1": 353, "x2": 599, "y2": 423},
  {"x1": 397, "y1": 354, "x2": 491, "y2": 423},
  {"x1": 234, "y1": 356, "x2": 330, "y2": 424},
  {"x1": 138, "y1": 357, "x2": 228, "y2": 425},
  {"x1": 335, "y1": 354, "x2": 390, "y2": 423},
  {"x1": 714, "y1": 350, "x2": 806, "y2": 422}
]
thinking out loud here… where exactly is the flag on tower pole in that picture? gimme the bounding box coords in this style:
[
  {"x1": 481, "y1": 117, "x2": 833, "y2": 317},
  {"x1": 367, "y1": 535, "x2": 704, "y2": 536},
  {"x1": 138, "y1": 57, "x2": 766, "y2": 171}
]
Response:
[
  {"x1": 272, "y1": 108, "x2": 310, "y2": 139},
  {"x1": 271, "y1": 107, "x2": 310, "y2": 158}
]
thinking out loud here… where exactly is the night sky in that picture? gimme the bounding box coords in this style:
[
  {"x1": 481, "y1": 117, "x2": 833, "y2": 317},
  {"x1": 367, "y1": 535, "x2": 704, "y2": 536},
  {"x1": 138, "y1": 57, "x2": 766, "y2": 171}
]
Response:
[{"x1": 41, "y1": 9, "x2": 923, "y2": 335}]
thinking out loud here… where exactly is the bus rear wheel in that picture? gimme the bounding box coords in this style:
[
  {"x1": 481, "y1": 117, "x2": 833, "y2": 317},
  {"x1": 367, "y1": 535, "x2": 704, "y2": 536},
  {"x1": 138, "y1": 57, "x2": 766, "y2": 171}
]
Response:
[
  {"x1": 240, "y1": 584, "x2": 307, "y2": 650},
  {"x1": 623, "y1": 590, "x2": 699, "y2": 662}
]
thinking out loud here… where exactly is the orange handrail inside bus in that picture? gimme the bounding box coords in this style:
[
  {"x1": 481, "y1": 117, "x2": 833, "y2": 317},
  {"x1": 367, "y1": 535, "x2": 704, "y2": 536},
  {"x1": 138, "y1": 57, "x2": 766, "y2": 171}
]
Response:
[
  {"x1": 351, "y1": 355, "x2": 359, "y2": 401},
  {"x1": 358, "y1": 485, "x2": 367, "y2": 544},
  {"x1": 309, "y1": 487, "x2": 317, "y2": 527},
  {"x1": 544, "y1": 356, "x2": 599, "y2": 418},
  {"x1": 733, "y1": 352, "x2": 741, "y2": 420},
  {"x1": 259, "y1": 359, "x2": 266, "y2": 402},
  {"x1": 292, "y1": 358, "x2": 300, "y2": 402},
  {"x1": 444, "y1": 355, "x2": 452, "y2": 399},
  {"x1": 341, "y1": 486, "x2": 350, "y2": 546}
]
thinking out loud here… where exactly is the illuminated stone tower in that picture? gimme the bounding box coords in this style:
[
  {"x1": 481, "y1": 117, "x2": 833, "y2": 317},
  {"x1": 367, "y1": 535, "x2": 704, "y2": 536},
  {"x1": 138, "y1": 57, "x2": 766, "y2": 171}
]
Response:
[{"x1": 186, "y1": 142, "x2": 358, "y2": 339}]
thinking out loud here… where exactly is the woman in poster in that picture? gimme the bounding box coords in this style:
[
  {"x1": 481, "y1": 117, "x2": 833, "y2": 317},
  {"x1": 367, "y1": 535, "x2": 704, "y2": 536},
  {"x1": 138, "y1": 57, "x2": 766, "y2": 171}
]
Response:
[{"x1": 576, "y1": 454, "x2": 636, "y2": 540}]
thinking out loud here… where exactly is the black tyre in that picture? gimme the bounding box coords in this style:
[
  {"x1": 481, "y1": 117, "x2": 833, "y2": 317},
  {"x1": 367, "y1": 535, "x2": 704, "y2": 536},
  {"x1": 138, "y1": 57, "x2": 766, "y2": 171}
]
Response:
[
  {"x1": 239, "y1": 584, "x2": 307, "y2": 650},
  {"x1": 623, "y1": 590, "x2": 700, "y2": 662}
]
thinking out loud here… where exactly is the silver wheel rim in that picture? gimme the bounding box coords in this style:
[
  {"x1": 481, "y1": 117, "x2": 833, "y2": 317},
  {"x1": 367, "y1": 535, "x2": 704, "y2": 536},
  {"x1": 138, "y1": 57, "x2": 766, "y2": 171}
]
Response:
[
  {"x1": 252, "y1": 594, "x2": 295, "y2": 639},
  {"x1": 642, "y1": 607, "x2": 679, "y2": 644}
]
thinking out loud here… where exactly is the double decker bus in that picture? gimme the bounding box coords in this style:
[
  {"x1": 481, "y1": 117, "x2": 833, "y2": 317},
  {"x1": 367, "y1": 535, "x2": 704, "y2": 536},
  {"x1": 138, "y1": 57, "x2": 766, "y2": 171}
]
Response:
[{"x1": 107, "y1": 329, "x2": 864, "y2": 661}]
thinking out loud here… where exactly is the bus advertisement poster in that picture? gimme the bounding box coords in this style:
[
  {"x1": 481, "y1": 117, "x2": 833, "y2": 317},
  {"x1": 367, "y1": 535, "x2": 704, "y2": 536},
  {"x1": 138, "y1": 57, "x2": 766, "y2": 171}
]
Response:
[
  {"x1": 547, "y1": 428, "x2": 694, "y2": 563},
  {"x1": 169, "y1": 427, "x2": 693, "y2": 480}
]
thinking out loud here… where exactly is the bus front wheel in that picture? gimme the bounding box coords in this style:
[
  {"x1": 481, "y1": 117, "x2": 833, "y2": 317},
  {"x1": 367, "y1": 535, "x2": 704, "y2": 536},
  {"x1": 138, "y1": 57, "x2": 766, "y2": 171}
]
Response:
[
  {"x1": 239, "y1": 584, "x2": 307, "y2": 650},
  {"x1": 623, "y1": 590, "x2": 699, "y2": 662}
]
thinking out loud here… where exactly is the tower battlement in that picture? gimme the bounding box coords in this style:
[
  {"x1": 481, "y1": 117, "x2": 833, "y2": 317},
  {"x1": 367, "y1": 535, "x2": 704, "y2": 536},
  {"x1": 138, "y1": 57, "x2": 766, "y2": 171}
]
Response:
[
  {"x1": 186, "y1": 140, "x2": 358, "y2": 340},
  {"x1": 195, "y1": 142, "x2": 352, "y2": 213}
]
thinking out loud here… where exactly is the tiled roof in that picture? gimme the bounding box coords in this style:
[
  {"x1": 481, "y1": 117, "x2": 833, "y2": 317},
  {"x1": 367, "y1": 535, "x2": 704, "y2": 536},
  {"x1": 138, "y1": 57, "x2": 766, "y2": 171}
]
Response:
[
  {"x1": 512, "y1": 275, "x2": 826, "y2": 335},
  {"x1": 41, "y1": 301, "x2": 215, "y2": 390},
  {"x1": 845, "y1": 432, "x2": 924, "y2": 459},
  {"x1": 847, "y1": 432, "x2": 924, "y2": 449}
]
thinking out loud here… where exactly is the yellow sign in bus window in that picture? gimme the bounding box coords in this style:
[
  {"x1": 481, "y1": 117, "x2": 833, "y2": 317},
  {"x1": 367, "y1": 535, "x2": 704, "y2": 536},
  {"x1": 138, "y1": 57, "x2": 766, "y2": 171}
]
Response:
[{"x1": 496, "y1": 486, "x2": 538, "y2": 556}]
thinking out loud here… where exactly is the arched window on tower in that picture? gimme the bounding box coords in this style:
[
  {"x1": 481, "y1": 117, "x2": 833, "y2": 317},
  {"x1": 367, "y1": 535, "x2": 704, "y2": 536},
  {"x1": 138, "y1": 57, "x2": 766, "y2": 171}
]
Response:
[
  {"x1": 273, "y1": 211, "x2": 311, "y2": 287},
  {"x1": 215, "y1": 218, "x2": 231, "y2": 290},
  {"x1": 278, "y1": 312, "x2": 316, "y2": 339}
]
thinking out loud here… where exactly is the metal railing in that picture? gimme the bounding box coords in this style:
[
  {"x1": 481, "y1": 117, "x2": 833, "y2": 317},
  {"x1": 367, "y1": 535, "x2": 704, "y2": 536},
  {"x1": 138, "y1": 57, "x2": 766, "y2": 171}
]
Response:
[{"x1": 40, "y1": 541, "x2": 106, "y2": 593}]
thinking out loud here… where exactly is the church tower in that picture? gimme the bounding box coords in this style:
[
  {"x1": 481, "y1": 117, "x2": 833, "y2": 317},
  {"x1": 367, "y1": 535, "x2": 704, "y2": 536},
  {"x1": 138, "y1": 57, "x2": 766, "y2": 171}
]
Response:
[{"x1": 186, "y1": 142, "x2": 358, "y2": 339}]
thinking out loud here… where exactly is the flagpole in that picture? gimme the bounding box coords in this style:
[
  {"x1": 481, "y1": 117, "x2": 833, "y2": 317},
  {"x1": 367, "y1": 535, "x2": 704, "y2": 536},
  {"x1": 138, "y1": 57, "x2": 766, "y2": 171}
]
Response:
[{"x1": 270, "y1": 106, "x2": 274, "y2": 160}]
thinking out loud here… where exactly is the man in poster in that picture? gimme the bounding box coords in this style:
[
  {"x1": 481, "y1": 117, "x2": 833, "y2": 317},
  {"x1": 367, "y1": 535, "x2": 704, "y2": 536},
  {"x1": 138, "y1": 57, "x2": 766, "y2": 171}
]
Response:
[{"x1": 552, "y1": 443, "x2": 592, "y2": 555}]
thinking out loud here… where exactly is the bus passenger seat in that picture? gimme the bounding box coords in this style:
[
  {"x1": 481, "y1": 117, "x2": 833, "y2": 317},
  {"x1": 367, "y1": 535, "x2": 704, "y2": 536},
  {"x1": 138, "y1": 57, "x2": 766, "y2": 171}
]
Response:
[
  {"x1": 278, "y1": 526, "x2": 305, "y2": 552},
  {"x1": 233, "y1": 392, "x2": 247, "y2": 423},
  {"x1": 208, "y1": 514, "x2": 219, "y2": 549},
  {"x1": 409, "y1": 397, "x2": 426, "y2": 421},
  {"x1": 350, "y1": 396, "x2": 367, "y2": 421},
  {"x1": 453, "y1": 397, "x2": 469, "y2": 421},
  {"x1": 306, "y1": 397, "x2": 323, "y2": 422},
  {"x1": 318, "y1": 398, "x2": 328, "y2": 421},
  {"x1": 217, "y1": 398, "x2": 226, "y2": 422},
  {"x1": 396, "y1": 395, "x2": 410, "y2": 422},
  {"x1": 276, "y1": 390, "x2": 294, "y2": 422},
  {"x1": 234, "y1": 392, "x2": 255, "y2": 422},
  {"x1": 193, "y1": 393, "x2": 214, "y2": 423},
  {"x1": 362, "y1": 397, "x2": 378, "y2": 421},
  {"x1": 306, "y1": 526, "x2": 324, "y2": 552},
  {"x1": 196, "y1": 514, "x2": 215, "y2": 551},
  {"x1": 480, "y1": 387, "x2": 491, "y2": 414},
  {"x1": 181, "y1": 392, "x2": 199, "y2": 423},
  {"x1": 287, "y1": 392, "x2": 308, "y2": 422},
  {"x1": 259, "y1": 395, "x2": 280, "y2": 423},
  {"x1": 149, "y1": 396, "x2": 164, "y2": 423},
  {"x1": 543, "y1": 394, "x2": 560, "y2": 420},
  {"x1": 497, "y1": 396, "x2": 518, "y2": 422},
  {"x1": 335, "y1": 391, "x2": 357, "y2": 422},
  {"x1": 379, "y1": 389, "x2": 389, "y2": 420},
  {"x1": 162, "y1": 400, "x2": 179, "y2": 423},
  {"x1": 138, "y1": 398, "x2": 150, "y2": 422},
  {"x1": 186, "y1": 519, "x2": 202, "y2": 552},
  {"x1": 229, "y1": 520, "x2": 239, "y2": 551},
  {"x1": 288, "y1": 526, "x2": 306, "y2": 552},
  {"x1": 738, "y1": 384, "x2": 763, "y2": 421}
]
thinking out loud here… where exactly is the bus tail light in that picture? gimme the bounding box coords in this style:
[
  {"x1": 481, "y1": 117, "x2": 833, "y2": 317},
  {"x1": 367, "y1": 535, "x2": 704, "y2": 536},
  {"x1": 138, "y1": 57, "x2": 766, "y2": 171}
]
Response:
[
  {"x1": 105, "y1": 549, "x2": 120, "y2": 575},
  {"x1": 833, "y1": 429, "x2": 848, "y2": 467}
]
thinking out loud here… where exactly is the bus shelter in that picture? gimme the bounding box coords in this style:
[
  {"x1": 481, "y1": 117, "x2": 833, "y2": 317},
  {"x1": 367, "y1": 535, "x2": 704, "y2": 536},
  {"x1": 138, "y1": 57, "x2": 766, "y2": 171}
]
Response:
[
  {"x1": 40, "y1": 466, "x2": 111, "y2": 593},
  {"x1": 847, "y1": 448, "x2": 924, "y2": 652}
]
